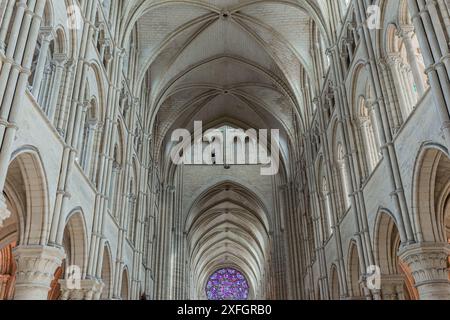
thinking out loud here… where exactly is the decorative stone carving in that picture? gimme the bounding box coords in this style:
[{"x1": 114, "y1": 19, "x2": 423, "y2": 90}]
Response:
[
  {"x1": 59, "y1": 279, "x2": 104, "y2": 300},
  {"x1": 13, "y1": 246, "x2": 66, "y2": 300},
  {"x1": 399, "y1": 243, "x2": 450, "y2": 300}
]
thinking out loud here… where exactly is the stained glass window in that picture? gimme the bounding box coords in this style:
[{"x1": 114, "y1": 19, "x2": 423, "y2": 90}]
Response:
[{"x1": 206, "y1": 268, "x2": 249, "y2": 300}]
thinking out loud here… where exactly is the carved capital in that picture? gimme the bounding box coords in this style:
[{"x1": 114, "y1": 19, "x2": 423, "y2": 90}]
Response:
[
  {"x1": 398, "y1": 26, "x2": 414, "y2": 39},
  {"x1": 399, "y1": 243, "x2": 449, "y2": 286},
  {"x1": 39, "y1": 26, "x2": 55, "y2": 41},
  {"x1": 13, "y1": 245, "x2": 65, "y2": 300},
  {"x1": 59, "y1": 279, "x2": 104, "y2": 300},
  {"x1": 53, "y1": 53, "x2": 68, "y2": 67}
]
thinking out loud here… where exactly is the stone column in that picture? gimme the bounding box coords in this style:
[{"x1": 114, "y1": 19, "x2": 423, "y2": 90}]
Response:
[
  {"x1": 0, "y1": 0, "x2": 47, "y2": 193},
  {"x1": 93, "y1": 23, "x2": 103, "y2": 48},
  {"x1": 387, "y1": 54, "x2": 409, "y2": 120},
  {"x1": 436, "y1": 0, "x2": 450, "y2": 36},
  {"x1": 103, "y1": 44, "x2": 113, "y2": 72},
  {"x1": 59, "y1": 279, "x2": 104, "y2": 300},
  {"x1": 0, "y1": 0, "x2": 46, "y2": 227},
  {"x1": 31, "y1": 27, "x2": 54, "y2": 97},
  {"x1": 39, "y1": 63, "x2": 54, "y2": 108},
  {"x1": 56, "y1": 59, "x2": 75, "y2": 136},
  {"x1": 13, "y1": 246, "x2": 65, "y2": 300},
  {"x1": 89, "y1": 49, "x2": 124, "y2": 279},
  {"x1": 407, "y1": 0, "x2": 450, "y2": 145},
  {"x1": 328, "y1": 40, "x2": 376, "y2": 276},
  {"x1": 397, "y1": 63, "x2": 415, "y2": 111},
  {"x1": 400, "y1": 243, "x2": 450, "y2": 300},
  {"x1": 0, "y1": 193, "x2": 10, "y2": 227},
  {"x1": 316, "y1": 93, "x2": 349, "y2": 297},
  {"x1": 0, "y1": 0, "x2": 15, "y2": 52},
  {"x1": 47, "y1": 54, "x2": 67, "y2": 123},
  {"x1": 90, "y1": 121, "x2": 103, "y2": 180},
  {"x1": 109, "y1": 162, "x2": 121, "y2": 213},
  {"x1": 128, "y1": 196, "x2": 137, "y2": 240},
  {"x1": 76, "y1": 102, "x2": 88, "y2": 157},
  {"x1": 422, "y1": 0, "x2": 450, "y2": 74},
  {"x1": 340, "y1": 51, "x2": 349, "y2": 73},
  {"x1": 98, "y1": 38, "x2": 106, "y2": 61},
  {"x1": 359, "y1": 119, "x2": 374, "y2": 170},
  {"x1": 367, "y1": 102, "x2": 382, "y2": 158},
  {"x1": 81, "y1": 120, "x2": 97, "y2": 172},
  {"x1": 378, "y1": 58, "x2": 402, "y2": 132},
  {"x1": 0, "y1": 0, "x2": 27, "y2": 103},
  {"x1": 345, "y1": 38, "x2": 354, "y2": 61},
  {"x1": 399, "y1": 28, "x2": 425, "y2": 96},
  {"x1": 355, "y1": 0, "x2": 414, "y2": 243}
]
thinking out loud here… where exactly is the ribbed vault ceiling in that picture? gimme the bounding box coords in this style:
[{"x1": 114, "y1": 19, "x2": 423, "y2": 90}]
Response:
[
  {"x1": 120, "y1": 0, "x2": 329, "y2": 137},
  {"x1": 120, "y1": 1, "x2": 329, "y2": 299},
  {"x1": 185, "y1": 182, "x2": 270, "y2": 299}
]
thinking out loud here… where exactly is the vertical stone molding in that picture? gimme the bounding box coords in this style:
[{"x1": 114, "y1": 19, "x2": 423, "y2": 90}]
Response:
[
  {"x1": 400, "y1": 243, "x2": 450, "y2": 300},
  {"x1": 59, "y1": 279, "x2": 104, "y2": 300},
  {"x1": 46, "y1": 53, "x2": 68, "y2": 122},
  {"x1": 0, "y1": 193, "x2": 10, "y2": 227},
  {"x1": 31, "y1": 27, "x2": 54, "y2": 97},
  {"x1": 12, "y1": 246, "x2": 65, "y2": 300}
]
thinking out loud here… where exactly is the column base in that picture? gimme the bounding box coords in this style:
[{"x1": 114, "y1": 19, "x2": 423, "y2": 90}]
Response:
[
  {"x1": 400, "y1": 242, "x2": 450, "y2": 300},
  {"x1": 13, "y1": 245, "x2": 65, "y2": 300}
]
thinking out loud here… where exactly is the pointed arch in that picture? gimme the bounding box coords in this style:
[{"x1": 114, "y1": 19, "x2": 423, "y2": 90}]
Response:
[
  {"x1": 373, "y1": 209, "x2": 402, "y2": 275},
  {"x1": 184, "y1": 180, "x2": 271, "y2": 300},
  {"x1": 329, "y1": 264, "x2": 340, "y2": 300},
  {"x1": 412, "y1": 143, "x2": 450, "y2": 243},
  {"x1": 6, "y1": 147, "x2": 51, "y2": 246},
  {"x1": 100, "y1": 243, "x2": 113, "y2": 300},
  {"x1": 63, "y1": 209, "x2": 88, "y2": 277},
  {"x1": 121, "y1": 267, "x2": 130, "y2": 300},
  {"x1": 347, "y1": 240, "x2": 363, "y2": 298}
]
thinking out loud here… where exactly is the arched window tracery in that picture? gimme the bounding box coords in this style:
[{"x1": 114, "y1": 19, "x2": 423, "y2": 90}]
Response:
[
  {"x1": 386, "y1": 12, "x2": 428, "y2": 123},
  {"x1": 358, "y1": 96, "x2": 381, "y2": 174},
  {"x1": 79, "y1": 98, "x2": 99, "y2": 177},
  {"x1": 206, "y1": 268, "x2": 249, "y2": 301},
  {"x1": 28, "y1": 7, "x2": 68, "y2": 124}
]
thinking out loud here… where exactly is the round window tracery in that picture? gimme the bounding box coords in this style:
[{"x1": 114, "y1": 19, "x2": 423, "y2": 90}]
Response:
[{"x1": 205, "y1": 268, "x2": 249, "y2": 300}]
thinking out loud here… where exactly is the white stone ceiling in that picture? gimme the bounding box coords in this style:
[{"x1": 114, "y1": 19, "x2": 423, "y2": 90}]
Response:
[
  {"x1": 119, "y1": 2, "x2": 329, "y2": 295},
  {"x1": 119, "y1": 0, "x2": 329, "y2": 143}
]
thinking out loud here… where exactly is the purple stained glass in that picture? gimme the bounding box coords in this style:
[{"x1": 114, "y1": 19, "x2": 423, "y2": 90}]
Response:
[{"x1": 206, "y1": 268, "x2": 249, "y2": 300}]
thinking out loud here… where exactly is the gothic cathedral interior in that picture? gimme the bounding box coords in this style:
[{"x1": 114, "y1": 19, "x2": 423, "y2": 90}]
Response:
[{"x1": 0, "y1": 0, "x2": 449, "y2": 301}]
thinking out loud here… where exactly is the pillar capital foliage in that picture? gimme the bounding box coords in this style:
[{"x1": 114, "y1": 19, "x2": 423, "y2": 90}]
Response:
[
  {"x1": 399, "y1": 242, "x2": 449, "y2": 285},
  {"x1": 13, "y1": 245, "x2": 65, "y2": 290},
  {"x1": 39, "y1": 26, "x2": 55, "y2": 41},
  {"x1": 53, "y1": 53, "x2": 69, "y2": 68},
  {"x1": 59, "y1": 279, "x2": 104, "y2": 300}
]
